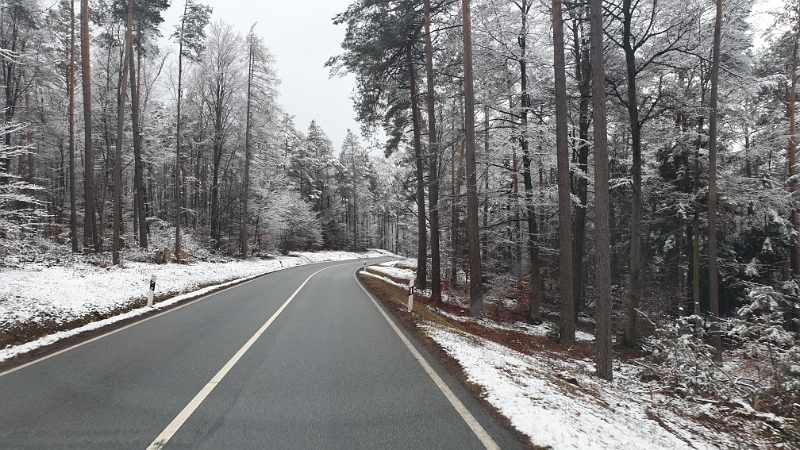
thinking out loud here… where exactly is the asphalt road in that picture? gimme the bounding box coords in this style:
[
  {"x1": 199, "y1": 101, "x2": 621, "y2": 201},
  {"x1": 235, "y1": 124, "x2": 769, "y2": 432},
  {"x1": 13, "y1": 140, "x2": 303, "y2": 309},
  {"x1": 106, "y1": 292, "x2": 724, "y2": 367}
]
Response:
[{"x1": 0, "y1": 258, "x2": 525, "y2": 449}]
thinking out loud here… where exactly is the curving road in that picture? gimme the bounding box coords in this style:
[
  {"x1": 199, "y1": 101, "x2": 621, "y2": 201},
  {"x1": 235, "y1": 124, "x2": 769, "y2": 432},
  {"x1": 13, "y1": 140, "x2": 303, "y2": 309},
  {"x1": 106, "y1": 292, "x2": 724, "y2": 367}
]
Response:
[{"x1": 0, "y1": 259, "x2": 525, "y2": 449}]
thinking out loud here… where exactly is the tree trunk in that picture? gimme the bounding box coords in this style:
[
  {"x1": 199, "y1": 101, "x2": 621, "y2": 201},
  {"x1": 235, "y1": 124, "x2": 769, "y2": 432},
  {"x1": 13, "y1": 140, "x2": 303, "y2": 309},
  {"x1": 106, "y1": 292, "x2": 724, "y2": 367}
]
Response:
[
  {"x1": 113, "y1": 0, "x2": 134, "y2": 265},
  {"x1": 693, "y1": 148, "x2": 701, "y2": 316},
  {"x1": 424, "y1": 0, "x2": 442, "y2": 305},
  {"x1": 623, "y1": 0, "x2": 643, "y2": 346},
  {"x1": 175, "y1": 4, "x2": 186, "y2": 262},
  {"x1": 81, "y1": 0, "x2": 100, "y2": 253},
  {"x1": 23, "y1": 84, "x2": 33, "y2": 184},
  {"x1": 352, "y1": 145, "x2": 358, "y2": 251},
  {"x1": 553, "y1": 0, "x2": 575, "y2": 341},
  {"x1": 69, "y1": 0, "x2": 78, "y2": 253},
  {"x1": 483, "y1": 109, "x2": 490, "y2": 262},
  {"x1": 708, "y1": 0, "x2": 723, "y2": 360},
  {"x1": 462, "y1": 0, "x2": 484, "y2": 316},
  {"x1": 518, "y1": 1, "x2": 542, "y2": 323},
  {"x1": 452, "y1": 100, "x2": 465, "y2": 286},
  {"x1": 789, "y1": 25, "x2": 800, "y2": 276},
  {"x1": 408, "y1": 42, "x2": 428, "y2": 291},
  {"x1": 511, "y1": 123, "x2": 521, "y2": 275},
  {"x1": 129, "y1": 25, "x2": 148, "y2": 249},
  {"x1": 590, "y1": 0, "x2": 612, "y2": 380},
  {"x1": 572, "y1": 15, "x2": 591, "y2": 321},
  {"x1": 241, "y1": 33, "x2": 254, "y2": 258},
  {"x1": 678, "y1": 220, "x2": 685, "y2": 315}
]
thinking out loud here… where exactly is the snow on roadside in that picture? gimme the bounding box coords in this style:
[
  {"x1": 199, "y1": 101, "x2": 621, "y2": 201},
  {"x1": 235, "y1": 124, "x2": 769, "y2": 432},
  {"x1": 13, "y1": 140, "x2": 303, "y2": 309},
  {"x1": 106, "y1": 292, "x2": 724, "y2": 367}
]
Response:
[
  {"x1": 0, "y1": 250, "x2": 391, "y2": 363},
  {"x1": 421, "y1": 321, "x2": 758, "y2": 450},
  {"x1": 361, "y1": 271, "x2": 411, "y2": 290},
  {"x1": 368, "y1": 265, "x2": 416, "y2": 281},
  {"x1": 371, "y1": 261, "x2": 593, "y2": 341},
  {"x1": 0, "y1": 277, "x2": 255, "y2": 363}
]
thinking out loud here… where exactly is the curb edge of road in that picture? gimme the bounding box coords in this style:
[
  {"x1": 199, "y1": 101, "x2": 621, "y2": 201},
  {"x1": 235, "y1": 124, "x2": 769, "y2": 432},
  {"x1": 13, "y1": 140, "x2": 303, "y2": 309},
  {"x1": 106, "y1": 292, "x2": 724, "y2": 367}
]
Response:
[{"x1": 354, "y1": 265, "x2": 539, "y2": 450}]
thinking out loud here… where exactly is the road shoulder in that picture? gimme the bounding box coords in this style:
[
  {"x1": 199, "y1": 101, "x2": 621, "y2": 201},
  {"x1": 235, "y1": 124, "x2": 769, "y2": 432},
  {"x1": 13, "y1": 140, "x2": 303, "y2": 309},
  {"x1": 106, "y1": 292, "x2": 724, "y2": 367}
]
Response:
[{"x1": 356, "y1": 269, "x2": 540, "y2": 450}]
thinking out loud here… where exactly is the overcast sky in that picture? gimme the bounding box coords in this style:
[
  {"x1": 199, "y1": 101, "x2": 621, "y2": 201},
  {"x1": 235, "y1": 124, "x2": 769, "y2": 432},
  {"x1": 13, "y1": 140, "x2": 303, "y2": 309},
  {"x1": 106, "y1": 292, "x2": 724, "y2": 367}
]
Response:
[{"x1": 161, "y1": 0, "x2": 364, "y2": 153}]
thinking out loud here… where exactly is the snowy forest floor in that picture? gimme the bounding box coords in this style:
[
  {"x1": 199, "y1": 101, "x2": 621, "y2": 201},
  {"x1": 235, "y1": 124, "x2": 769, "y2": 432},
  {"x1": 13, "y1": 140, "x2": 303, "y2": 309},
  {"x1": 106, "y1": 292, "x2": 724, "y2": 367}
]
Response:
[
  {"x1": 359, "y1": 260, "x2": 794, "y2": 450},
  {"x1": 0, "y1": 235, "x2": 391, "y2": 363}
]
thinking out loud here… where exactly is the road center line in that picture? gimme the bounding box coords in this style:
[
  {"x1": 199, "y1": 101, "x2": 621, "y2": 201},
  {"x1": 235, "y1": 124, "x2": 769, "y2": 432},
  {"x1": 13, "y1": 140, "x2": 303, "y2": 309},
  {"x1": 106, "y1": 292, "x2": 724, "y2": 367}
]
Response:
[
  {"x1": 354, "y1": 270, "x2": 501, "y2": 450},
  {"x1": 146, "y1": 264, "x2": 339, "y2": 450}
]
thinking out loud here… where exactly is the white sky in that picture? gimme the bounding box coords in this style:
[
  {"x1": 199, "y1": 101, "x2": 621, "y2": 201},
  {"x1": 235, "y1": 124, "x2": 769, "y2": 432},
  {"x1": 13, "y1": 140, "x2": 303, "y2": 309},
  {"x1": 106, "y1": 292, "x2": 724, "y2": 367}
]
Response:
[
  {"x1": 160, "y1": 0, "x2": 364, "y2": 153},
  {"x1": 748, "y1": 0, "x2": 781, "y2": 50},
  {"x1": 156, "y1": 0, "x2": 777, "y2": 156}
]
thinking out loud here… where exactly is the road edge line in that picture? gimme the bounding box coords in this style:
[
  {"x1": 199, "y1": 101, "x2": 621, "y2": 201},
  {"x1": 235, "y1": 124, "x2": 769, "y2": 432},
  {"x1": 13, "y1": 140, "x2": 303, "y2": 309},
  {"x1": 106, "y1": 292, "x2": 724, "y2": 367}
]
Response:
[
  {"x1": 0, "y1": 270, "x2": 276, "y2": 378},
  {"x1": 354, "y1": 269, "x2": 501, "y2": 450},
  {"x1": 145, "y1": 263, "x2": 340, "y2": 450},
  {"x1": 0, "y1": 258, "x2": 376, "y2": 378}
]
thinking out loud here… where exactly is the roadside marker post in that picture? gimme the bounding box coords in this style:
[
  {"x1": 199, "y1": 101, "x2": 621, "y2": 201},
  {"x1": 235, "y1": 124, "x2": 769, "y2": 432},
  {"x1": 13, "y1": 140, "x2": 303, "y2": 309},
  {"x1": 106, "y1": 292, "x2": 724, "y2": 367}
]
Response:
[
  {"x1": 407, "y1": 280, "x2": 414, "y2": 312},
  {"x1": 147, "y1": 275, "x2": 156, "y2": 307}
]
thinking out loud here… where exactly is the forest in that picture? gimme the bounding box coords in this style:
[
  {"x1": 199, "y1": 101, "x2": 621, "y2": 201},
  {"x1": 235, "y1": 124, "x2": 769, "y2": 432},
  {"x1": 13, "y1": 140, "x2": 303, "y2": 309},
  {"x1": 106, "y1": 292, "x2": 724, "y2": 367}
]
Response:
[{"x1": 1, "y1": 0, "x2": 799, "y2": 439}]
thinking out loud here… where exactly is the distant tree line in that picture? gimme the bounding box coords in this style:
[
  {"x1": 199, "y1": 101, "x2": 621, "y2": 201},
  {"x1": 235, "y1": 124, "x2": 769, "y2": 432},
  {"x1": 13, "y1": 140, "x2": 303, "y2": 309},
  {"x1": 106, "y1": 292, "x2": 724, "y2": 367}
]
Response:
[{"x1": 0, "y1": 0, "x2": 409, "y2": 263}]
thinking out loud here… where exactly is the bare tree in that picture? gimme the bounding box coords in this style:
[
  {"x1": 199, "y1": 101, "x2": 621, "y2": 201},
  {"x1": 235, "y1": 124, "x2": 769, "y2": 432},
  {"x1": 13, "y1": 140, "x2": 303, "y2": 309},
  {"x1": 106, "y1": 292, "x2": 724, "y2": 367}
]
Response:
[
  {"x1": 707, "y1": 0, "x2": 722, "y2": 360},
  {"x1": 514, "y1": 0, "x2": 544, "y2": 323},
  {"x1": 787, "y1": 8, "x2": 800, "y2": 277},
  {"x1": 112, "y1": 0, "x2": 134, "y2": 265},
  {"x1": 68, "y1": 0, "x2": 78, "y2": 253},
  {"x1": 128, "y1": 12, "x2": 147, "y2": 249},
  {"x1": 407, "y1": 37, "x2": 428, "y2": 291},
  {"x1": 424, "y1": 0, "x2": 442, "y2": 305},
  {"x1": 80, "y1": 0, "x2": 100, "y2": 252},
  {"x1": 462, "y1": 0, "x2": 484, "y2": 316},
  {"x1": 200, "y1": 21, "x2": 243, "y2": 247},
  {"x1": 241, "y1": 23, "x2": 257, "y2": 258},
  {"x1": 553, "y1": 0, "x2": 575, "y2": 341},
  {"x1": 173, "y1": 0, "x2": 211, "y2": 261},
  {"x1": 590, "y1": 0, "x2": 612, "y2": 380}
]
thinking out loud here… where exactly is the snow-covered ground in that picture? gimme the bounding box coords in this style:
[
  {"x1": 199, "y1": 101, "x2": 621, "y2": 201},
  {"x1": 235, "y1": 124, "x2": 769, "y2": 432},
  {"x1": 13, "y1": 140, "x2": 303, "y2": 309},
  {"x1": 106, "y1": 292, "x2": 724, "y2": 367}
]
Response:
[
  {"x1": 422, "y1": 322, "x2": 769, "y2": 449},
  {"x1": 429, "y1": 306, "x2": 596, "y2": 342},
  {"x1": 364, "y1": 259, "x2": 778, "y2": 449},
  {"x1": 0, "y1": 249, "x2": 391, "y2": 363},
  {"x1": 367, "y1": 264, "x2": 416, "y2": 282}
]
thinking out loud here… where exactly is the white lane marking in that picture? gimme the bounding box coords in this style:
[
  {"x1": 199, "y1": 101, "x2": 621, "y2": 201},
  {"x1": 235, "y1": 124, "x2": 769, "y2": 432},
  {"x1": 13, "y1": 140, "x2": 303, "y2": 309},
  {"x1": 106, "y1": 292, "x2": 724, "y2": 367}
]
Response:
[
  {"x1": 0, "y1": 259, "x2": 364, "y2": 378},
  {"x1": 146, "y1": 264, "x2": 339, "y2": 450},
  {"x1": 0, "y1": 271, "x2": 272, "y2": 378},
  {"x1": 354, "y1": 270, "x2": 501, "y2": 450}
]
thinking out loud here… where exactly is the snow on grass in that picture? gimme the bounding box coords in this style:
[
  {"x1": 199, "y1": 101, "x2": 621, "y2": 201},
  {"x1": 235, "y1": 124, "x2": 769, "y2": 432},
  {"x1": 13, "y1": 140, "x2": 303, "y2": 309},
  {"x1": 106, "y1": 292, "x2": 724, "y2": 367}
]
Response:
[
  {"x1": 361, "y1": 270, "x2": 411, "y2": 290},
  {"x1": 484, "y1": 318, "x2": 598, "y2": 342},
  {"x1": 368, "y1": 264, "x2": 416, "y2": 281},
  {"x1": 367, "y1": 266, "x2": 596, "y2": 342},
  {"x1": 428, "y1": 307, "x2": 595, "y2": 342},
  {"x1": 0, "y1": 276, "x2": 254, "y2": 363},
  {"x1": 421, "y1": 321, "x2": 764, "y2": 450},
  {"x1": 0, "y1": 250, "x2": 391, "y2": 363},
  {"x1": 380, "y1": 258, "x2": 416, "y2": 269}
]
